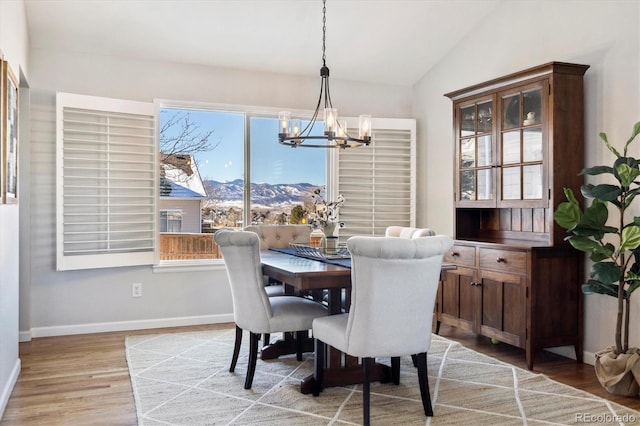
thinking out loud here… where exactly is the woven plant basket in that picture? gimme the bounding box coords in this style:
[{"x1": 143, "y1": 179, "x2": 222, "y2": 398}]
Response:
[{"x1": 594, "y1": 346, "x2": 640, "y2": 397}]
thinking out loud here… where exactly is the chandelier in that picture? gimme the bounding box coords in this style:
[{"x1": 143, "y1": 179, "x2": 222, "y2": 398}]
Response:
[{"x1": 278, "y1": 0, "x2": 371, "y2": 149}]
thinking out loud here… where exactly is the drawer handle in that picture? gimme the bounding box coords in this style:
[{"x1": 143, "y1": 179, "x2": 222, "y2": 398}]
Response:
[
  {"x1": 496, "y1": 257, "x2": 507, "y2": 263},
  {"x1": 450, "y1": 251, "x2": 460, "y2": 257},
  {"x1": 470, "y1": 282, "x2": 483, "y2": 287}
]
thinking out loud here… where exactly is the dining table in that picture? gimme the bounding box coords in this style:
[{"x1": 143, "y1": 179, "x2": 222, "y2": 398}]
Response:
[{"x1": 260, "y1": 247, "x2": 454, "y2": 395}]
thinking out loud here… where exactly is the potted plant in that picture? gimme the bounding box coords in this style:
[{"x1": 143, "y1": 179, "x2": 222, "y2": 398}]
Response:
[{"x1": 554, "y1": 121, "x2": 640, "y2": 397}]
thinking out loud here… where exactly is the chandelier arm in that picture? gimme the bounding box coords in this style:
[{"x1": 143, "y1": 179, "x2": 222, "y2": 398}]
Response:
[{"x1": 297, "y1": 78, "x2": 326, "y2": 137}]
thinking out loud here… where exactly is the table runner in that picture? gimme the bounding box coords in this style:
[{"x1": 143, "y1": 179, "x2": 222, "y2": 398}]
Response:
[{"x1": 268, "y1": 247, "x2": 352, "y2": 268}]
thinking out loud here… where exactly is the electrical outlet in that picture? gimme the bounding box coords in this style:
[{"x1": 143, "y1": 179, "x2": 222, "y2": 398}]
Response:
[{"x1": 132, "y1": 282, "x2": 142, "y2": 298}]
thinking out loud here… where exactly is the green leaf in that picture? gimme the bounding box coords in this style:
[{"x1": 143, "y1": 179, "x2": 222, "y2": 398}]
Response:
[
  {"x1": 581, "y1": 199, "x2": 609, "y2": 227},
  {"x1": 622, "y1": 121, "x2": 640, "y2": 154},
  {"x1": 616, "y1": 162, "x2": 640, "y2": 188},
  {"x1": 567, "y1": 236, "x2": 602, "y2": 253},
  {"x1": 581, "y1": 165, "x2": 614, "y2": 176},
  {"x1": 591, "y1": 261, "x2": 623, "y2": 285},
  {"x1": 620, "y1": 225, "x2": 640, "y2": 252},
  {"x1": 582, "y1": 279, "x2": 618, "y2": 297},
  {"x1": 554, "y1": 202, "x2": 582, "y2": 230},
  {"x1": 600, "y1": 132, "x2": 622, "y2": 157},
  {"x1": 588, "y1": 241, "x2": 615, "y2": 262},
  {"x1": 627, "y1": 280, "x2": 640, "y2": 295},
  {"x1": 586, "y1": 184, "x2": 622, "y2": 202},
  {"x1": 553, "y1": 188, "x2": 582, "y2": 229}
]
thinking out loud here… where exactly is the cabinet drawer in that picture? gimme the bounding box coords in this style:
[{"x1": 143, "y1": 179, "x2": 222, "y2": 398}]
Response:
[
  {"x1": 479, "y1": 248, "x2": 526, "y2": 274},
  {"x1": 444, "y1": 245, "x2": 476, "y2": 267}
]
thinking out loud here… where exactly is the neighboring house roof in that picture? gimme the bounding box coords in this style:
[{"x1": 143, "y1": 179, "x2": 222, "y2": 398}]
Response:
[{"x1": 160, "y1": 154, "x2": 207, "y2": 198}]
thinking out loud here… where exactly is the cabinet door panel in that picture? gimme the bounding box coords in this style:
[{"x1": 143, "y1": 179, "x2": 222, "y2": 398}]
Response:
[
  {"x1": 503, "y1": 280, "x2": 526, "y2": 336},
  {"x1": 454, "y1": 96, "x2": 496, "y2": 208},
  {"x1": 441, "y1": 273, "x2": 460, "y2": 317},
  {"x1": 497, "y1": 82, "x2": 548, "y2": 208},
  {"x1": 481, "y1": 277, "x2": 503, "y2": 330},
  {"x1": 459, "y1": 273, "x2": 476, "y2": 324},
  {"x1": 441, "y1": 269, "x2": 476, "y2": 328},
  {"x1": 480, "y1": 270, "x2": 526, "y2": 343}
]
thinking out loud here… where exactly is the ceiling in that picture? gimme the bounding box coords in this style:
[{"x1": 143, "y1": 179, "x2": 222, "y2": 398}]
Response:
[{"x1": 24, "y1": 0, "x2": 501, "y2": 87}]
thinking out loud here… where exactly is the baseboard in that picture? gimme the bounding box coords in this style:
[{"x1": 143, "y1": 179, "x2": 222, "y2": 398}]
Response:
[
  {"x1": 0, "y1": 358, "x2": 21, "y2": 419},
  {"x1": 546, "y1": 346, "x2": 595, "y2": 366},
  {"x1": 25, "y1": 314, "x2": 234, "y2": 339},
  {"x1": 18, "y1": 330, "x2": 32, "y2": 342},
  {"x1": 582, "y1": 350, "x2": 596, "y2": 366}
]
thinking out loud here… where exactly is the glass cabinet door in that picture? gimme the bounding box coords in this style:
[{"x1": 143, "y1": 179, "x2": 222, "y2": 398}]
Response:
[
  {"x1": 457, "y1": 99, "x2": 494, "y2": 204},
  {"x1": 499, "y1": 85, "x2": 546, "y2": 206}
]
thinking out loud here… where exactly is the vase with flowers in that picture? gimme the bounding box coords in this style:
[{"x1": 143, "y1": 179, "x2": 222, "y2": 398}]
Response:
[{"x1": 307, "y1": 188, "x2": 345, "y2": 237}]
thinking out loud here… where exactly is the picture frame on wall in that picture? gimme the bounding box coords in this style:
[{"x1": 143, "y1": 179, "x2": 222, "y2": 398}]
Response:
[
  {"x1": 0, "y1": 55, "x2": 4, "y2": 202},
  {"x1": 3, "y1": 61, "x2": 18, "y2": 204}
]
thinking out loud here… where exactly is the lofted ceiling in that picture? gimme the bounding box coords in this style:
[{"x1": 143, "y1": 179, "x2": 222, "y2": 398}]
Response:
[{"x1": 24, "y1": 0, "x2": 501, "y2": 87}]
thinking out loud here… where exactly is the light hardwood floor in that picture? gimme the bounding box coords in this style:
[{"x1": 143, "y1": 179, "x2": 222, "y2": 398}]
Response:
[{"x1": 1, "y1": 323, "x2": 638, "y2": 425}]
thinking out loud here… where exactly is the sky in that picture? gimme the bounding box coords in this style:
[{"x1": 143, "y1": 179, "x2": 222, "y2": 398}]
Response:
[{"x1": 160, "y1": 108, "x2": 326, "y2": 185}]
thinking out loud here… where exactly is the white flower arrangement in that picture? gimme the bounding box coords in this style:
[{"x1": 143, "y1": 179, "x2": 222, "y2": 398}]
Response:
[{"x1": 307, "y1": 188, "x2": 345, "y2": 230}]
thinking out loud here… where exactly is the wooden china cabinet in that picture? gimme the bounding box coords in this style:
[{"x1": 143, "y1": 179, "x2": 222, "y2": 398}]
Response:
[{"x1": 439, "y1": 62, "x2": 590, "y2": 369}]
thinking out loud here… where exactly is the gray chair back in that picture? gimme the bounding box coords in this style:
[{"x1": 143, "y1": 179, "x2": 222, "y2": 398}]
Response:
[
  {"x1": 244, "y1": 224, "x2": 311, "y2": 250},
  {"x1": 214, "y1": 230, "x2": 273, "y2": 331},
  {"x1": 385, "y1": 226, "x2": 435, "y2": 239},
  {"x1": 345, "y1": 235, "x2": 452, "y2": 357}
]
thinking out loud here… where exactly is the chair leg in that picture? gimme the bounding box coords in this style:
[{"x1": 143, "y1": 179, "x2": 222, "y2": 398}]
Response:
[
  {"x1": 313, "y1": 339, "x2": 325, "y2": 396},
  {"x1": 230, "y1": 325, "x2": 242, "y2": 373},
  {"x1": 244, "y1": 332, "x2": 260, "y2": 389},
  {"x1": 295, "y1": 330, "x2": 306, "y2": 361},
  {"x1": 363, "y1": 357, "x2": 372, "y2": 426},
  {"x1": 263, "y1": 333, "x2": 270, "y2": 347},
  {"x1": 391, "y1": 357, "x2": 401, "y2": 385},
  {"x1": 411, "y1": 354, "x2": 418, "y2": 368},
  {"x1": 415, "y1": 352, "x2": 433, "y2": 416}
]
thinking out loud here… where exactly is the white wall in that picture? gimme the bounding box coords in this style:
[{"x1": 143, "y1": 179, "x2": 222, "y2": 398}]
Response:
[
  {"x1": 23, "y1": 49, "x2": 412, "y2": 337},
  {"x1": 413, "y1": 0, "x2": 640, "y2": 361},
  {"x1": 0, "y1": 0, "x2": 28, "y2": 417}
]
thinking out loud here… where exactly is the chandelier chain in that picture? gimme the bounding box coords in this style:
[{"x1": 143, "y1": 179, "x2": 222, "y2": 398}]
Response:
[{"x1": 322, "y1": 0, "x2": 326, "y2": 66}]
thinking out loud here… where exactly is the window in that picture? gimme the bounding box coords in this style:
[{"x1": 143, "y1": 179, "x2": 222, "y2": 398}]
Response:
[
  {"x1": 160, "y1": 210, "x2": 183, "y2": 233},
  {"x1": 158, "y1": 107, "x2": 326, "y2": 261},
  {"x1": 249, "y1": 115, "x2": 326, "y2": 225},
  {"x1": 57, "y1": 94, "x2": 416, "y2": 269}
]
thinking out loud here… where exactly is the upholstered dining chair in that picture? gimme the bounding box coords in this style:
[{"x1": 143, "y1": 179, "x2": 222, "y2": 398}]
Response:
[
  {"x1": 312, "y1": 234, "x2": 453, "y2": 425},
  {"x1": 214, "y1": 229, "x2": 328, "y2": 389},
  {"x1": 385, "y1": 225, "x2": 435, "y2": 239},
  {"x1": 244, "y1": 224, "x2": 312, "y2": 297}
]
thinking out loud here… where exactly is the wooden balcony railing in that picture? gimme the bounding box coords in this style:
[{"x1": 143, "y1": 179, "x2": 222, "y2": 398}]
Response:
[{"x1": 159, "y1": 233, "x2": 222, "y2": 260}]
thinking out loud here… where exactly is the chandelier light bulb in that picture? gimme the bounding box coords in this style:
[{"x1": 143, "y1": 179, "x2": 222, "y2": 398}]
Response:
[
  {"x1": 359, "y1": 115, "x2": 372, "y2": 139},
  {"x1": 279, "y1": 111, "x2": 291, "y2": 136}
]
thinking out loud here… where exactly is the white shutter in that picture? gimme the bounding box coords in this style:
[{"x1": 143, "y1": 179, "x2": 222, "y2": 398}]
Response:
[
  {"x1": 56, "y1": 93, "x2": 157, "y2": 271},
  {"x1": 336, "y1": 118, "x2": 416, "y2": 239}
]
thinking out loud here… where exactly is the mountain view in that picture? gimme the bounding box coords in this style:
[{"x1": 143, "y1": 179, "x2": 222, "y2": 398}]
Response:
[{"x1": 204, "y1": 179, "x2": 319, "y2": 207}]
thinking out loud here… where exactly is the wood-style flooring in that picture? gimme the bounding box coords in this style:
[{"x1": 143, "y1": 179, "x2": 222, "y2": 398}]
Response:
[{"x1": 1, "y1": 323, "x2": 638, "y2": 425}]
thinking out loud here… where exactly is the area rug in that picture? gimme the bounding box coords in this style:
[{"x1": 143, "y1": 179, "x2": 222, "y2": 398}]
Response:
[{"x1": 125, "y1": 329, "x2": 640, "y2": 425}]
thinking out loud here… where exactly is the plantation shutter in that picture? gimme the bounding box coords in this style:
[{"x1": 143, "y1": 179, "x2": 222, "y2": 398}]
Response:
[
  {"x1": 337, "y1": 118, "x2": 416, "y2": 239},
  {"x1": 56, "y1": 93, "x2": 157, "y2": 271}
]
